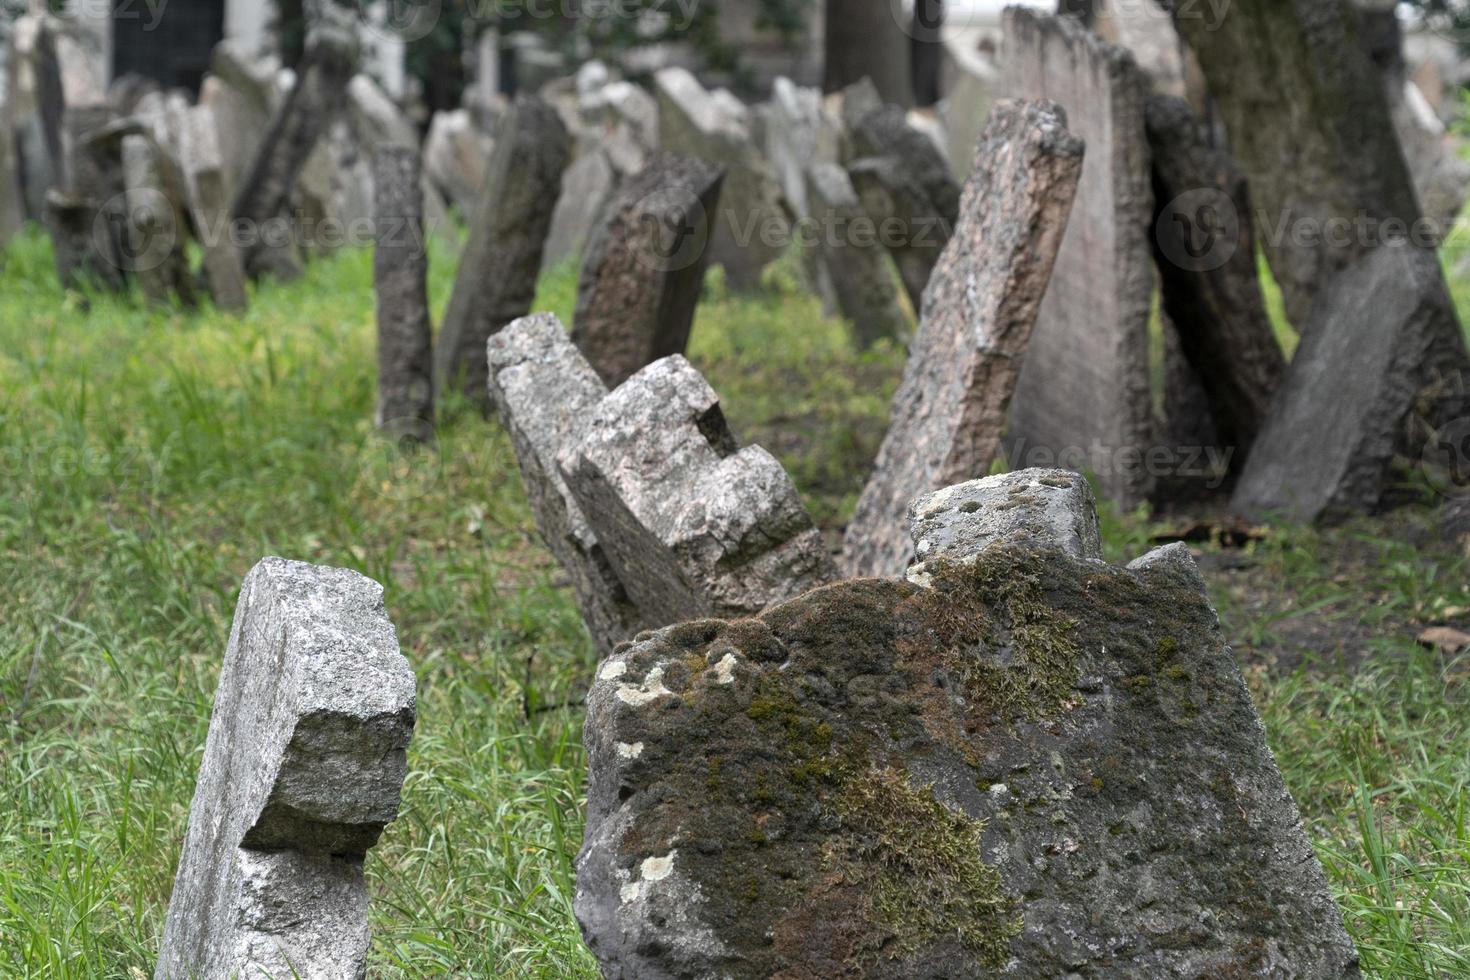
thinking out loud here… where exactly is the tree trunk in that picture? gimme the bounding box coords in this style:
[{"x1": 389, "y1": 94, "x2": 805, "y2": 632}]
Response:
[{"x1": 824, "y1": 0, "x2": 912, "y2": 107}]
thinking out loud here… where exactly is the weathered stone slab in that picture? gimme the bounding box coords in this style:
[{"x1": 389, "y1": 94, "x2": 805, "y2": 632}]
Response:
[
  {"x1": 654, "y1": 67, "x2": 789, "y2": 291},
  {"x1": 435, "y1": 95, "x2": 569, "y2": 411},
  {"x1": 843, "y1": 91, "x2": 961, "y2": 229},
  {"x1": 201, "y1": 41, "x2": 283, "y2": 195},
  {"x1": 46, "y1": 105, "x2": 129, "y2": 292},
  {"x1": 846, "y1": 155, "x2": 952, "y2": 315},
  {"x1": 804, "y1": 161, "x2": 908, "y2": 348},
  {"x1": 347, "y1": 74, "x2": 452, "y2": 244},
  {"x1": 373, "y1": 146, "x2": 434, "y2": 442},
  {"x1": 1092, "y1": 0, "x2": 1186, "y2": 96},
  {"x1": 560, "y1": 356, "x2": 835, "y2": 625},
  {"x1": 1145, "y1": 94, "x2": 1284, "y2": 460},
  {"x1": 155, "y1": 558, "x2": 415, "y2": 980},
  {"x1": 486, "y1": 314, "x2": 645, "y2": 655},
  {"x1": 542, "y1": 147, "x2": 617, "y2": 274},
  {"x1": 121, "y1": 134, "x2": 197, "y2": 309},
  {"x1": 760, "y1": 77, "x2": 843, "y2": 308},
  {"x1": 1234, "y1": 241, "x2": 1470, "y2": 524},
  {"x1": 841, "y1": 99, "x2": 1085, "y2": 579},
  {"x1": 576, "y1": 472, "x2": 1359, "y2": 978},
  {"x1": 571, "y1": 154, "x2": 724, "y2": 389},
  {"x1": 423, "y1": 109, "x2": 493, "y2": 219},
  {"x1": 231, "y1": 11, "x2": 360, "y2": 281},
  {"x1": 1002, "y1": 7, "x2": 1157, "y2": 508},
  {"x1": 180, "y1": 106, "x2": 249, "y2": 312}
]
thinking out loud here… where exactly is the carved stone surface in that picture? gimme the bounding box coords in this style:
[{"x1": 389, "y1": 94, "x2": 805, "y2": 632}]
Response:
[{"x1": 373, "y1": 146, "x2": 434, "y2": 441}]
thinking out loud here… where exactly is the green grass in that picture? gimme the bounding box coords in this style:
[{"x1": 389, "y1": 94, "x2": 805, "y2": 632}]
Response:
[{"x1": 1, "y1": 228, "x2": 1467, "y2": 977}]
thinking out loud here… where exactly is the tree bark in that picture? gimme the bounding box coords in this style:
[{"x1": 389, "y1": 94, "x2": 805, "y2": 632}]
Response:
[{"x1": 824, "y1": 0, "x2": 912, "y2": 107}]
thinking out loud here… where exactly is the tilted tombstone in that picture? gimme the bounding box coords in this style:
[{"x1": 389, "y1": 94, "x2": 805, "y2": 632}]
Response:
[
  {"x1": 559, "y1": 355, "x2": 835, "y2": 626},
  {"x1": 231, "y1": 11, "x2": 360, "y2": 281},
  {"x1": 1233, "y1": 240, "x2": 1470, "y2": 524},
  {"x1": 373, "y1": 146, "x2": 434, "y2": 443},
  {"x1": 121, "y1": 134, "x2": 197, "y2": 308},
  {"x1": 486, "y1": 314, "x2": 645, "y2": 656},
  {"x1": 576, "y1": 468, "x2": 1360, "y2": 977},
  {"x1": 155, "y1": 558, "x2": 416, "y2": 980},
  {"x1": 1145, "y1": 94, "x2": 1284, "y2": 462},
  {"x1": 571, "y1": 153, "x2": 725, "y2": 388},
  {"x1": 804, "y1": 162, "x2": 908, "y2": 348},
  {"x1": 654, "y1": 67, "x2": 789, "y2": 291},
  {"x1": 541, "y1": 146, "x2": 617, "y2": 274},
  {"x1": 1001, "y1": 8, "x2": 1157, "y2": 508},
  {"x1": 841, "y1": 99, "x2": 1085, "y2": 580},
  {"x1": 435, "y1": 95, "x2": 569, "y2": 411},
  {"x1": 423, "y1": 108, "x2": 493, "y2": 219},
  {"x1": 180, "y1": 106, "x2": 249, "y2": 312}
]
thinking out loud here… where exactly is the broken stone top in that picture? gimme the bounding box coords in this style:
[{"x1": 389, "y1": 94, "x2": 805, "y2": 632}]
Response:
[{"x1": 576, "y1": 474, "x2": 1357, "y2": 978}]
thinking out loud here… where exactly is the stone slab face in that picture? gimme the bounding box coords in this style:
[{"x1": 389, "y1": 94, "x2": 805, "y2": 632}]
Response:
[
  {"x1": 846, "y1": 155, "x2": 951, "y2": 315},
  {"x1": 155, "y1": 558, "x2": 416, "y2": 980},
  {"x1": 1145, "y1": 94, "x2": 1284, "y2": 460},
  {"x1": 560, "y1": 355, "x2": 835, "y2": 626},
  {"x1": 347, "y1": 74, "x2": 452, "y2": 245},
  {"x1": 571, "y1": 154, "x2": 725, "y2": 389},
  {"x1": 423, "y1": 109, "x2": 493, "y2": 218},
  {"x1": 46, "y1": 105, "x2": 128, "y2": 292},
  {"x1": 843, "y1": 94, "x2": 960, "y2": 229},
  {"x1": 180, "y1": 105, "x2": 249, "y2": 312},
  {"x1": 1002, "y1": 8, "x2": 1157, "y2": 508},
  {"x1": 841, "y1": 99, "x2": 1085, "y2": 580},
  {"x1": 1233, "y1": 241, "x2": 1470, "y2": 524},
  {"x1": 576, "y1": 471, "x2": 1359, "y2": 978},
  {"x1": 435, "y1": 95, "x2": 569, "y2": 410},
  {"x1": 654, "y1": 67, "x2": 789, "y2": 291},
  {"x1": 804, "y1": 161, "x2": 908, "y2": 348},
  {"x1": 373, "y1": 146, "x2": 434, "y2": 441},
  {"x1": 760, "y1": 77, "x2": 843, "y2": 310},
  {"x1": 231, "y1": 13, "x2": 360, "y2": 281},
  {"x1": 486, "y1": 314, "x2": 644, "y2": 655},
  {"x1": 541, "y1": 147, "x2": 617, "y2": 274},
  {"x1": 121, "y1": 134, "x2": 197, "y2": 309}
]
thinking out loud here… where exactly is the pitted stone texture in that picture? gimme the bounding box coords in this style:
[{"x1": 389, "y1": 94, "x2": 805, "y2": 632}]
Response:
[
  {"x1": 572, "y1": 153, "x2": 725, "y2": 388},
  {"x1": 906, "y1": 469, "x2": 1101, "y2": 586},
  {"x1": 373, "y1": 146, "x2": 434, "y2": 440},
  {"x1": 1002, "y1": 8, "x2": 1157, "y2": 508},
  {"x1": 577, "y1": 493, "x2": 1358, "y2": 978},
  {"x1": 486, "y1": 314, "x2": 644, "y2": 655},
  {"x1": 560, "y1": 356, "x2": 835, "y2": 625},
  {"x1": 1233, "y1": 241, "x2": 1470, "y2": 524},
  {"x1": 156, "y1": 558, "x2": 415, "y2": 980},
  {"x1": 804, "y1": 161, "x2": 908, "y2": 348},
  {"x1": 842, "y1": 100, "x2": 1084, "y2": 579},
  {"x1": 436, "y1": 95, "x2": 569, "y2": 410}
]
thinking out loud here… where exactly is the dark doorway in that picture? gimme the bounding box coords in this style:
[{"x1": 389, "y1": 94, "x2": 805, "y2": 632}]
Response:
[{"x1": 111, "y1": 0, "x2": 227, "y2": 94}]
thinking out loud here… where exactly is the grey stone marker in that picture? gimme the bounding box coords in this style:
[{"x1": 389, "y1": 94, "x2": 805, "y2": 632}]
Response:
[
  {"x1": 46, "y1": 105, "x2": 128, "y2": 293},
  {"x1": 1233, "y1": 241, "x2": 1470, "y2": 524},
  {"x1": 841, "y1": 99, "x2": 1085, "y2": 580},
  {"x1": 760, "y1": 77, "x2": 843, "y2": 310},
  {"x1": 231, "y1": 11, "x2": 360, "y2": 281},
  {"x1": 804, "y1": 161, "x2": 908, "y2": 348},
  {"x1": 571, "y1": 154, "x2": 725, "y2": 388},
  {"x1": 373, "y1": 146, "x2": 434, "y2": 443},
  {"x1": 155, "y1": 558, "x2": 416, "y2": 980},
  {"x1": 1002, "y1": 8, "x2": 1157, "y2": 508},
  {"x1": 560, "y1": 355, "x2": 835, "y2": 626},
  {"x1": 541, "y1": 147, "x2": 617, "y2": 274},
  {"x1": 576, "y1": 469, "x2": 1359, "y2": 978},
  {"x1": 180, "y1": 106, "x2": 249, "y2": 312},
  {"x1": 201, "y1": 41, "x2": 283, "y2": 195},
  {"x1": 121, "y1": 134, "x2": 197, "y2": 308},
  {"x1": 435, "y1": 95, "x2": 569, "y2": 411},
  {"x1": 654, "y1": 67, "x2": 789, "y2": 291},
  {"x1": 423, "y1": 108, "x2": 493, "y2": 219},
  {"x1": 486, "y1": 314, "x2": 645, "y2": 655}
]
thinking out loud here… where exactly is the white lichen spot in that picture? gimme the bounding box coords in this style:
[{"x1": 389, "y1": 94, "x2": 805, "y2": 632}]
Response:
[
  {"x1": 599, "y1": 659, "x2": 628, "y2": 681},
  {"x1": 989, "y1": 782, "x2": 1009, "y2": 797},
  {"x1": 712, "y1": 652, "x2": 738, "y2": 685},
  {"x1": 641, "y1": 852, "x2": 676, "y2": 882},
  {"x1": 616, "y1": 741, "x2": 644, "y2": 759},
  {"x1": 617, "y1": 665, "x2": 671, "y2": 706},
  {"x1": 620, "y1": 881, "x2": 641, "y2": 903}
]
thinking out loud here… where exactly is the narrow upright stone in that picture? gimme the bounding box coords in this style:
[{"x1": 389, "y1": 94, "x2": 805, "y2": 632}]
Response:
[
  {"x1": 231, "y1": 11, "x2": 360, "y2": 281},
  {"x1": 804, "y1": 162, "x2": 908, "y2": 348},
  {"x1": 121, "y1": 134, "x2": 197, "y2": 308},
  {"x1": 572, "y1": 154, "x2": 725, "y2": 388},
  {"x1": 155, "y1": 558, "x2": 416, "y2": 980},
  {"x1": 1002, "y1": 8, "x2": 1157, "y2": 507},
  {"x1": 180, "y1": 105, "x2": 248, "y2": 312},
  {"x1": 373, "y1": 146, "x2": 434, "y2": 442},
  {"x1": 435, "y1": 95, "x2": 569, "y2": 411},
  {"x1": 560, "y1": 356, "x2": 835, "y2": 625},
  {"x1": 486, "y1": 314, "x2": 644, "y2": 655},
  {"x1": 46, "y1": 105, "x2": 128, "y2": 292},
  {"x1": 841, "y1": 100, "x2": 1085, "y2": 579}
]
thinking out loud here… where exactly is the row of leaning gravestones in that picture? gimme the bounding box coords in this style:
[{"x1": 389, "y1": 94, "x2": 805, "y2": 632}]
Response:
[{"x1": 151, "y1": 6, "x2": 1406, "y2": 974}]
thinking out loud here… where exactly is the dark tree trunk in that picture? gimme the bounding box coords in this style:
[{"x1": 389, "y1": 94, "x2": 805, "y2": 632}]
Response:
[
  {"x1": 824, "y1": 0, "x2": 913, "y2": 107},
  {"x1": 911, "y1": 0, "x2": 943, "y2": 107}
]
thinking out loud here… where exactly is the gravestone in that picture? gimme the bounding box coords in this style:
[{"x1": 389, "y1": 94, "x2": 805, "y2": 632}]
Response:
[
  {"x1": 347, "y1": 74, "x2": 452, "y2": 243},
  {"x1": 180, "y1": 106, "x2": 248, "y2": 312},
  {"x1": 1091, "y1": 0, "x2": 1186, "y2": 97},
  {"x1": 121, "y1": 134, "x2": 197, "y2": 308},
  {"x1": 423, "y1": 109, "x2": 493, "y2": 218},
  {"x1": 155, "y1": 558, "x2": 415, "y2": 980},
  {"x1": 846, "y1": 155, "x2": 952, "y2": 315},
  {"x1": 1234, "y1": 241, "x2": 1470, "y2": 524},
  {"x1": 559, "y1": 356, "x2": 835, "y2": 625},
  {"x1": 841, "y1": 100, "x2": 1085, "y2": 580},
  {"x1": 1146, "y1": 95, "x2": 1283, "y2": 460},
  {"x1": 804, "y1": 162, "x2": 908, "y2": 348},
  {"x1": 579, "y1": 78, "x2": 659, "y2": 178},
  {"x1": 435, "y1": 95, "x2": 569, "y2": 411},
  {"x1": 843, "y1": 93, "x2": 960, "y2": 229},
  {"x1": 571, "y1": 154, "x2": 724, "y2": 388},
  {"x1": 373, "y1": 147, "x2": 434, "y2": 443},
  {"x1": 541, "y1": 147, "x2": 617, "y2": 274},
  {"x1": 46, "y1": 105, "x2": 129, "y2": 292},
  {"x1": 654, "y1": 67, "x2": 789, "y2": 291},
  {"x1": 1002, "y1": 8, "x2": 1157, "y2": 508},
  {"x1": 486, "y1": 314, "x2": 645, "y2": 656},
  {"x1": 231, "y1": 12, "x2": 360, "y2": 281},
  {"x1": 760, "y1": 77, "x2": 843, "y2": 308},
  {"x1": 576, "y1": 469, "x2": 1360, "y2": 977},
  {"x1": 0, "y1": 95, "x2": 22, "y2": 246},
  {"x1": 200, "y1": 41, "x2": 282, "y2": 194}
]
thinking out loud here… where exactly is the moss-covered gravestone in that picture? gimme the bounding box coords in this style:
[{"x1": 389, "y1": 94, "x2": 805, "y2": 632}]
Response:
[{"x1": 576, "y1": 469, "x2": 1358, "y2": 977}]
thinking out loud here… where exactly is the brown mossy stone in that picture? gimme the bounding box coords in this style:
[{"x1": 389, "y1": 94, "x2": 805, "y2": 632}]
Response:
[{"x1": 578, "y1": 546, "x2": 1359, "y2": 977}]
